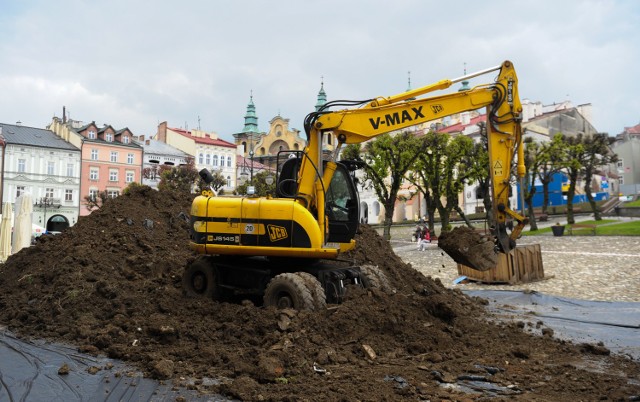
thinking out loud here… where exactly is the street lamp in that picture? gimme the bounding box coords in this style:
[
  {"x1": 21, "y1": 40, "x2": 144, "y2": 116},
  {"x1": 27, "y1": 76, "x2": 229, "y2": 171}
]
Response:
[
  {"x1": 249, "y1": 150, "x2": 254, "y2": 182},
  {"x1": 34, "y1": 197, "x2": 58, "y2": 229}
]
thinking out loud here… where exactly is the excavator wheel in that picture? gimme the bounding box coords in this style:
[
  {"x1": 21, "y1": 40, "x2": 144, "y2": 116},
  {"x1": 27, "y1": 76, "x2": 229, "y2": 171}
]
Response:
[
  {"x1": 359, "y1": 265, "x2": 393, "y2": 293},
  {"x1": 182, "y1": 256, "x2": 223, "y2": 300},
  {"x1": 263, "y1": 273, "x2": 317, "y2": 310},
  {"x1": 295, "y1": 272, "x2": 327, "y2": 310}
]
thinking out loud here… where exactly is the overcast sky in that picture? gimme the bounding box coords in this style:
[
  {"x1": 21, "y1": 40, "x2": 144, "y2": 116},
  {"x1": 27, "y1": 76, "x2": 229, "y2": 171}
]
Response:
[{"x1": 1, "y1": 0, "x2": 638, "y2": 142}]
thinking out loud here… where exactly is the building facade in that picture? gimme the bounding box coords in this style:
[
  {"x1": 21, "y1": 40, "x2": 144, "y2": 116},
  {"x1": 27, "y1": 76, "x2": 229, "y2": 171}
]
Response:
[
  {"x1": 135, "y1": 136, "x2": 191, "y2": 189},
  {"x1": 0, "y1": 123, "x2": 81, "y2": 230},
  {"x1": 155, "y1": 122, "x2": 238, "y2": 192},
  {"x1": 48, "y1": 117, "x2": 143, "y2": 216}
]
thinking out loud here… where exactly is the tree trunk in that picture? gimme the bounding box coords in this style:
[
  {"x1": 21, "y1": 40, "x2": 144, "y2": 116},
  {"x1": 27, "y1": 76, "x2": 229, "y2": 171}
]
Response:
[
  {"x1": 382, "y1": 201, "x2": 395, "y2": 240},
  {"x1": 526, "y1": 197, "x2": 538, "y2": 231},
  {"x1": 455, "y1": 205, "x2": 473, "y2": 228},
  {"x1": 542, "y1": 179, "x2": 551, "y2": 214},
  {"x1": 566, "y1": 179, "x2": 577, "y2": 225},
  {"x1": 584, "y1": 176, "x2": 601, "y2": 221}
]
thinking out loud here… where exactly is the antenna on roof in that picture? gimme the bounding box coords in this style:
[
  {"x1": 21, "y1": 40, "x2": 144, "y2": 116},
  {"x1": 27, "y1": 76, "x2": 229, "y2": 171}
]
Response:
[{"x1": 198, "y1": 116, "x2": 201, "y2": 130}]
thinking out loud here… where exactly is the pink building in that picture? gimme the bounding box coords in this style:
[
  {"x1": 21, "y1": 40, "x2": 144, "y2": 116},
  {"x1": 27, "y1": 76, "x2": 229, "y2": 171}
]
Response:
[{"x1": 49, "y1": 118, "x2": 143, "y2": 216}]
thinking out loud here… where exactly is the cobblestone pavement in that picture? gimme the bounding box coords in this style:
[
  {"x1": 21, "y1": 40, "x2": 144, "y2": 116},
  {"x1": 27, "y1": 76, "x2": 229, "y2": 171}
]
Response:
[{"x1": 383, "y1": 221, "x2": 640, "y2": 302}]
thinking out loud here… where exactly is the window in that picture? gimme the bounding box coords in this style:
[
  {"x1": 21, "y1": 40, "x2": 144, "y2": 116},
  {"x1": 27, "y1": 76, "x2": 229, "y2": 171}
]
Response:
[
  {"x1": 126, "y1": 171, "x2": 134, "y2": 183},
  {"x1": 110, "y1": 151, "x2": 118, "y2": 162},
  {"x1": 205, "y1": 154, "x2": 211, "y2": 165},
  {"x1": 65, "y1": 189, "x2": 73, "y2": 202},
  {"x1": 67, "y1": 163, "x2": 74, "y2": 177},
  {"x1": 226, "y1": 176, "x2": 231, "y2": 187},
  {"x1": 227, "y1": 156, "x2": 232, "y2": 167},
  {"x1": 619, "y1": 176, "x2": 624, "y2": 185},
  {"x1": 122, "y1": 136, "x2": 130, "y2": 144},
  {"x1": 109, "y1": 170, "x2": 118, "y2": 182},
  {"x1": 108, "y1": 190, "x2": 119, "y2": 198},
  {"x1": 213, "y1": 155, "x2": 219, "y2": 167},
  {"x1": 91, "y1": 149, "x2": 98, "y2": 160},
  {"x1": 127, "y1": 153, "x2": 134, "y2": 164},
  {"x1": 89, "y1": 189, "x2": 98, "y2": 201},
  {"x1": 47, "y1": 161, "x2": 55, "y2": 175},
  {"x1": 106, "y1": 133, "x2": 113, "y2": 142},
  {"x1": 16, "y1": 186, "x2": 25, "y2": 198},
  {"x1": 88, "y1": 130, "x2": 96, "y2": 139},
  {"x1": 327, "y1": 133, "x2": 332, "y2": 145},
  {"x1": 617, "y1": 159, "x2": 623, "y2": 169},
  {"x1": 18, "y1": 159, "x2": 25, "y2": 173},
  {"x1": 90, "y1": 168, "x2": 99, "y2": 180},
  {"x1": 45, "y1": 188, "x2": 54, "y2": 198},
  {"x1": 199, "y1": 153, "x2": 204, "y2": 164}
]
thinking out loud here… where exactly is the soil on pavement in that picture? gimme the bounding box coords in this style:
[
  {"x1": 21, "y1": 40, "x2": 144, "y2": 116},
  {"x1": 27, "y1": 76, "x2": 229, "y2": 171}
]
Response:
[{"x1": 0, "y1": 185, "x2": 638, "y2": 401}]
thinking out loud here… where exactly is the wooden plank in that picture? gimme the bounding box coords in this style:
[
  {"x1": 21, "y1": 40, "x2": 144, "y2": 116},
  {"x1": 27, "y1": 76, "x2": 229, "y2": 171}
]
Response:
[{"x1": 458, "y1": 244, "x2": 544, "y2": 284}]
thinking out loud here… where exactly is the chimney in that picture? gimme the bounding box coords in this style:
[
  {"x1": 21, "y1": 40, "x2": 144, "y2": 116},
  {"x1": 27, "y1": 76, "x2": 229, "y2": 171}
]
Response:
[
  {"x1": 62, "y1": 106, "x2": 67, "y2": 124},
  {"x1": 146, "y1": 140, "x2": 150, "y2": 145}
]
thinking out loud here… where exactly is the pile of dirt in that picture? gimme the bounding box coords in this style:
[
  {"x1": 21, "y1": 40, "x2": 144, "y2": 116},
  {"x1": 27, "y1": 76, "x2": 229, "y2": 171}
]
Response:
[{"x1": 0, "y1": 186, "x2": 638, "y2": 401}]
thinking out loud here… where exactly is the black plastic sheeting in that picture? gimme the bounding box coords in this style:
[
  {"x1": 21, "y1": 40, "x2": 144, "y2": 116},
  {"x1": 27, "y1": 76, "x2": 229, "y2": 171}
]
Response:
[
  {"x1": 1, "y1": 291, "x2": 638, "y2": 401},
  {"x1": 0, "y1": 327, "x2": 231, "y2": 402},
  {"x1": 464, "y1": 290, "x2": 640, "y2": 359}
]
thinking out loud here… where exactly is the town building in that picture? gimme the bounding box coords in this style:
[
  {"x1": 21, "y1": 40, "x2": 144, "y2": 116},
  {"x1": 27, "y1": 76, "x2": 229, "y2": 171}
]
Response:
[
  {"x1": 232, "y1": 94, "x2": 307, "y2": 176},
  {"x1": 0, "y1": 123, "x2": 81, "y2": 231},
  {"x1": 48, "y1": 116, "x2": 143, "y2": 216},
  {"x1": 154, "y1": 122, "x2": 237, "y2": 192},
  {"x1": 135, "y1": 136, "x2": 191, "y2": 189},
  {"x1": 612, "y1": 122, "x2": 640, "y2": 195}
]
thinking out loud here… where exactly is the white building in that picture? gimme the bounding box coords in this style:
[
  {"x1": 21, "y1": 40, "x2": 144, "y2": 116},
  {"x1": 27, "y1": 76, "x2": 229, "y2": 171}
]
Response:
[
  {"x1": 0, "y1": 123, "x2": 81, "y2": 231},
  {"x1": 135, "y1": 136, "x2": 191, "y2": 189},
  {"x1": 155, "y1": 122, "x2": 238, "y2": 191}
]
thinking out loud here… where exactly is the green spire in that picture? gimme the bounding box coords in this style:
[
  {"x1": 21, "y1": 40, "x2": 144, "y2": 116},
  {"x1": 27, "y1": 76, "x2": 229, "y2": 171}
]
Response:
[
  {"x1": 242, "y1": 91, "x2": 259, "y2": 133},
  {"x1": 458, "y1": 63, "x2": 471, "y2": 92},
  {"x1": 315, "y1": 77, "x2": 327, "y2": 111},
  {"x1": 406, "y1": 71, "x2": 416, "y2": 101}
]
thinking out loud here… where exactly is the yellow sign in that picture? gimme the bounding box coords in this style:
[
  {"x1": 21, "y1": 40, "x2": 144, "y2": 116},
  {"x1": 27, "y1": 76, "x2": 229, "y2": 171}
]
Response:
[{"x1": 493, "y1": 160, "x2": 503, "y2": 176}]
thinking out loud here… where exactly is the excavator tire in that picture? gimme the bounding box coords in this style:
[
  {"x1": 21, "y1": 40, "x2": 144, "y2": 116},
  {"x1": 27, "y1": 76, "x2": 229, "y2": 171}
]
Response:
[
  {"x1": 182, "y1": 256, "x2": 223, "y2": 300},
  {"x1": 359, "y1": 265, "x2": 393, "y2": 293},
  {"x1": 263, "y1": 273, "x2": 317, "y2": 310},
  {"x1": 295, "y1": 272, "x2": 327, "y2": 310}
]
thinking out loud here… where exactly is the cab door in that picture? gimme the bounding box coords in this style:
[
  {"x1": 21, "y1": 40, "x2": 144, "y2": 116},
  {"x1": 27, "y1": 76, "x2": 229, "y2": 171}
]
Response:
[{"x1": 325, "y1": 162, "x2": 359, "y2": 243}]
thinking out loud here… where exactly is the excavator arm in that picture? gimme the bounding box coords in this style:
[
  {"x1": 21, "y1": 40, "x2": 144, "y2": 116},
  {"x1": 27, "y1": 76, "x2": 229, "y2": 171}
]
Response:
[{"x1": 297, "y1": 60, "x2": 527, "y2": 254}]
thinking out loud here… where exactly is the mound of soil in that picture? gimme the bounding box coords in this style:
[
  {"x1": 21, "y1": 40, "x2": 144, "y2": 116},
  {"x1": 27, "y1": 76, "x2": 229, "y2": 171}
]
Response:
[{"x1": 0, "y1": 186, "x2": 638, "y2": 401}]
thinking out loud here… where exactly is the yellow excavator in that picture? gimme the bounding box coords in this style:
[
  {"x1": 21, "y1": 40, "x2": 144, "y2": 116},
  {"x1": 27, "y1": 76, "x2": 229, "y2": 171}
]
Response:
[{"x1": 185, "y1": 60, "x2": 527, "y2": 309}]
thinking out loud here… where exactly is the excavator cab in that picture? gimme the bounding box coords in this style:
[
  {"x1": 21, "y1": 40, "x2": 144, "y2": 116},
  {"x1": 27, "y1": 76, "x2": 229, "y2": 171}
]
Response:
[{"x1": 276, "y1": 155, "x2": 359, "y2": 244}]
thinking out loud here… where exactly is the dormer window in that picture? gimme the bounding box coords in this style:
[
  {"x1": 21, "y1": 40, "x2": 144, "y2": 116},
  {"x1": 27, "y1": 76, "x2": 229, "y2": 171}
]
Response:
[
  {"x1": 106, "y1": 133, "x2": 113, "y2": 142},
  {"x1": 122, "y1": 136, "x2": 130, "y2": 144},
  {"x1": 88, "y1": 130, "x2": 96, "y2": 139}
]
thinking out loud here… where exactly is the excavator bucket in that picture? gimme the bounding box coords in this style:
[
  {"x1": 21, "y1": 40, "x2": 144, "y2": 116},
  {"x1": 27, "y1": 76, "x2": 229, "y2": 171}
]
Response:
[{"x1": 437, "y1": 226, "x2": 498, "y2": 272}]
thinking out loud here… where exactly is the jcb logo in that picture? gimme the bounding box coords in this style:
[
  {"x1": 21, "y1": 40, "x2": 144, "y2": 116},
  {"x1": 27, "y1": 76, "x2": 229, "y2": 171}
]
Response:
[
  {"x1": 368, "y1": 106, "x2": 426, "y2": 130},
  {"x1": 431, "y1": 104, "x2": 444, "y2": 114},
  {"x1": 267, "y1": 225, "x2": 288, "y2": 242}
]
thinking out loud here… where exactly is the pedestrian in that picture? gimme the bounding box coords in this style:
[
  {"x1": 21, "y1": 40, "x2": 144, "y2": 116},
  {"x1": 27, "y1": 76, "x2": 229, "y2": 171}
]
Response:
[
  {"x1": 413, "y1": 225, "x2": 422, "y2": 242},
  {"x1": 417, "y1": 227, "x2": 431, "y2": 251}
]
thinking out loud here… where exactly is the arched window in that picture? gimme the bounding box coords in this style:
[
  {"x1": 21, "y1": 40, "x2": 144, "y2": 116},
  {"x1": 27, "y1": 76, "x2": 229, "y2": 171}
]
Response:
[
  {"x1": 226, "y1": 176, "x2": 231, "y2": 187},
  {"x1": 205, "y1": 154, "x2": 211, "y2": 165},
  {"x1": 199, "y1": 153, "x2": 204, "y2": 164},
  {"x1": 213, "y1": 155, "x2": 219, "y2": 167},
  {"x1": 227, "y1": 156, "x2": 232, "y2": 167}
]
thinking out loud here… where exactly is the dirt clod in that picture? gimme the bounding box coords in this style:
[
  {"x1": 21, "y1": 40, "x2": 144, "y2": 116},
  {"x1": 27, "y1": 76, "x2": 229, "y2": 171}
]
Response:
[
  {"x1": 0, "y1": 186, "x2": 638, "y2": 400},
  {"x1": 437, "y1": 226, "x2": 498, "y2": 271}
]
